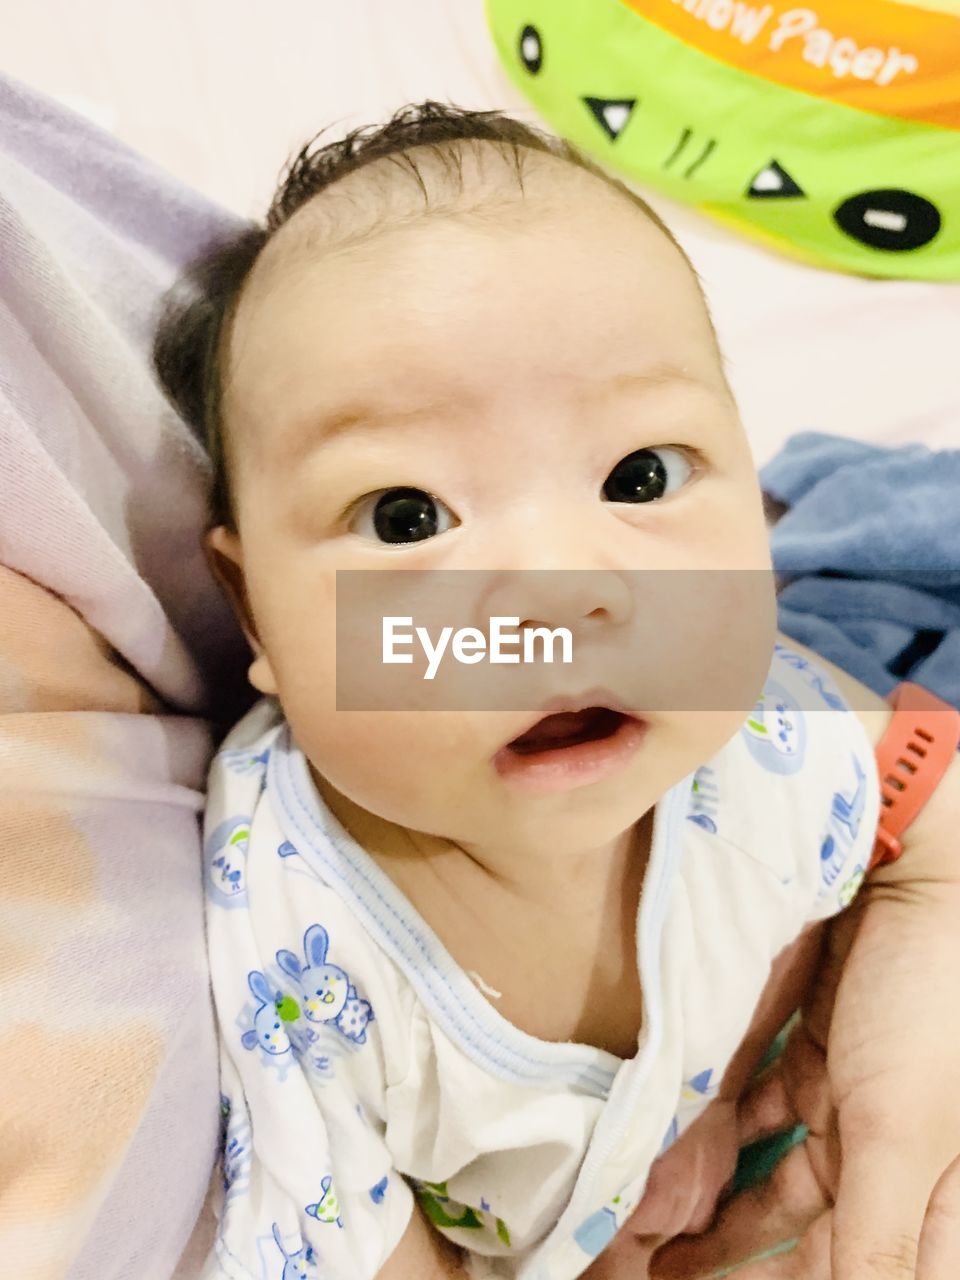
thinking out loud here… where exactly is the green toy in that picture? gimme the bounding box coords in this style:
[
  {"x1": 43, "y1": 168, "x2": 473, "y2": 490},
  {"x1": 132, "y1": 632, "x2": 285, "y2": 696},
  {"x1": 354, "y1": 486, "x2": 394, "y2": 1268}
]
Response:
[{"x1": 486, "y1": 0, "x2": 960, "y2": 277}]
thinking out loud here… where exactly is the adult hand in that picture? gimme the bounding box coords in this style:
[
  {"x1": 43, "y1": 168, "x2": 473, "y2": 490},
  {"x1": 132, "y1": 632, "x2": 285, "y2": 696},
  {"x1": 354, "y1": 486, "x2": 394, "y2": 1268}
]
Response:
[{"x1": 651, "y1": 856, "x2": 960, "y2": 1279}]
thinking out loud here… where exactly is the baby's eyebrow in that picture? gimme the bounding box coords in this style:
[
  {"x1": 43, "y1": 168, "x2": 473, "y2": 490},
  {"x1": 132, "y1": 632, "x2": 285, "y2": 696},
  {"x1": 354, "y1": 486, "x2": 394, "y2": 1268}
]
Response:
[
  {"x1": 589, "y1": 363, "x2": 725, "y2": 401},
  {"x1": 274, "y1": 396, "x2": 459, "y2": 466},
  {"x1": 272, "y1": 362, "x2": 723, "y2": 464}
]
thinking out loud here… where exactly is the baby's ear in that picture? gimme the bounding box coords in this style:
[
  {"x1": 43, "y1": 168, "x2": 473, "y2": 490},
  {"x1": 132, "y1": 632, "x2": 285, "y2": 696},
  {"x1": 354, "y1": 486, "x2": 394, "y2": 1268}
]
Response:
[{"x1": 205, "y1": 526, "x2": 278, "y2": 696}]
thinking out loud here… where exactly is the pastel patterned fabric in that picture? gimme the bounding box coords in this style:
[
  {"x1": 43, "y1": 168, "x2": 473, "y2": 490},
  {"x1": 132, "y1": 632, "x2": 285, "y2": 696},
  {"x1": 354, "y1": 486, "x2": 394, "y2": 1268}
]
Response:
[
  {"x1": 0, "y1": 73, "x2": 251, "y2": 1280},
  {"x1": 203, "y1": 644, "x2": 879, "y2": 1280}
]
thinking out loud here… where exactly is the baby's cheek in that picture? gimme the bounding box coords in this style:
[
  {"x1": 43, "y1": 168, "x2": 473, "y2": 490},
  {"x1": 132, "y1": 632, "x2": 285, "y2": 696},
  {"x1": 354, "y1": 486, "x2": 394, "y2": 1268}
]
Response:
[
  {"x1": 304, "y1": 711, "x2": 470, "y2": 830},
  {"x1": 313, "y1": 716, "x2": 407, "y2": 793}
]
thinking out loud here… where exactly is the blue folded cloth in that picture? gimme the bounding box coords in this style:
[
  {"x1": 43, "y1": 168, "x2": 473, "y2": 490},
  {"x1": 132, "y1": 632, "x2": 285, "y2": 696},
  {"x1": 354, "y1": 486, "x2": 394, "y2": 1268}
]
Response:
[{"x1": 760, "y1": 432, "x2": 960, "y2": 710}]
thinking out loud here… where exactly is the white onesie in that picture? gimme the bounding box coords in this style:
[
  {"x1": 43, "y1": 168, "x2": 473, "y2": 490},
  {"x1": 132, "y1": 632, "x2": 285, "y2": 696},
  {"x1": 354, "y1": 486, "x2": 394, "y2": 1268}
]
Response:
[{"x1": 201, "y1": 643, "x2": 879, "y2": 1280}]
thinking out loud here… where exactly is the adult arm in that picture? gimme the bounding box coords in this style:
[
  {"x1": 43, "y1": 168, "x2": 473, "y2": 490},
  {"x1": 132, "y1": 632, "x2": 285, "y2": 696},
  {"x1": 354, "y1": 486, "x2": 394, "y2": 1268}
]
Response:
[{"x1": 653, "y1": 637, "x2": 960, "y2": 1279}]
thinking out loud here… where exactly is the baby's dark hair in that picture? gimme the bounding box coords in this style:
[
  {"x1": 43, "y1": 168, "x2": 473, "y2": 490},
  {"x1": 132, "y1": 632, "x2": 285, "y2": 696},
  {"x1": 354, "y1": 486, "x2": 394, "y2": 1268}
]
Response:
[{"x1": 153, "y1": 101, "x2": 685, "y2": 531}]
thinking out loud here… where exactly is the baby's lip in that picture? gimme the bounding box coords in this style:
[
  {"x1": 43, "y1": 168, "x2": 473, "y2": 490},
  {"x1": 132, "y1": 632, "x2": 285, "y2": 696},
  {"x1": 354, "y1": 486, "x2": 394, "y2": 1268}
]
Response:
[{"x1": 498, "y1": 687, "x2": 643, "y2": 755}]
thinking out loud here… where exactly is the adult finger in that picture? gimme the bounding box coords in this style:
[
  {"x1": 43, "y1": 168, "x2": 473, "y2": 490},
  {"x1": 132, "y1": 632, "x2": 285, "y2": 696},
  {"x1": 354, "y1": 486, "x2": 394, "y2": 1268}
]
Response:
[
  {"x1": 918, "y1": 1155, "x2": 960, "y2": 1280},
  {"x1": 736, "y1": 1023, "x2": 830, "y2": 1150},
  {"x1": 651, "y1": 1147, "x2": 825, "y2": 1280},
  {"x1": 735, "y1": 1069, "x2": 796, "y2": 1149},
  {"x1": 698, "y1": 1213, "x2": 832, "y2": 1280},
  {"x1": 830, "y1": 1139, "x2": 932, "y2": 1280}
]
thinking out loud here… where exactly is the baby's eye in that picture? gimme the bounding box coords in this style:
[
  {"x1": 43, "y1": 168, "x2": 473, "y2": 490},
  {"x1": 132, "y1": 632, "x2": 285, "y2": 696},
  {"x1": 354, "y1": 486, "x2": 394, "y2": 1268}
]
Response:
[
  {"x1": 602, "y1": 447, "x2": 692, "y2": 504},
  {"x1": 349, "y1": 486, "x2": 458, "y2": 545}
]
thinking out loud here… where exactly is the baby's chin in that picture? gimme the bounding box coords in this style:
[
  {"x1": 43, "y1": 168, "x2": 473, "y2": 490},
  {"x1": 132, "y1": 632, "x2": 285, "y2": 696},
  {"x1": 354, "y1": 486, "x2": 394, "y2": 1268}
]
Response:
[
  {"x1": 310, "y1": 748, "x2": 641, "y2": 855},
  {"x1": 303, "y1": 691, "x2": 755, "y2": 862}
]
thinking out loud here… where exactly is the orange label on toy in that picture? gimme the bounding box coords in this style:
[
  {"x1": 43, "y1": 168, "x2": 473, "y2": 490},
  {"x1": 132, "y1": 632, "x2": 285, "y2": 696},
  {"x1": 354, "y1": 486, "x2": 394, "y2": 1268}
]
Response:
[{"x1": 621, "y1": 0, "x2": 960, "y2": 128}]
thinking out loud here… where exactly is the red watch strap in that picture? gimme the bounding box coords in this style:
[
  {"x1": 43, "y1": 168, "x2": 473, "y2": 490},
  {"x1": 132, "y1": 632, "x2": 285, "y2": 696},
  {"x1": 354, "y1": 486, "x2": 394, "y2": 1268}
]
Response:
[{"x1": 870, "y1": 681, "x2": 960, "y2": 870}]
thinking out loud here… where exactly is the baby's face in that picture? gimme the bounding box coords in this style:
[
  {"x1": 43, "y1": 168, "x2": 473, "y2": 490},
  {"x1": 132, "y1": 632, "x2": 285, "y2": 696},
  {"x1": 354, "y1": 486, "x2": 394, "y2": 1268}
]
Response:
[{"x1": 216, "y1": 155, "x2": 776, "y2": 859}]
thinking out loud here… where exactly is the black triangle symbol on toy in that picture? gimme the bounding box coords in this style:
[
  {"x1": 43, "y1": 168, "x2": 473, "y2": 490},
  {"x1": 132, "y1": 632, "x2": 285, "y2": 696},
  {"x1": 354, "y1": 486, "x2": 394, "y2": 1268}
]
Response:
[
  {"x1": 583, "y1": 97, "x2": 636, "y2": 142},
  {"x1": 747, "y1": 160, "x2": 805, "y2": 199}
]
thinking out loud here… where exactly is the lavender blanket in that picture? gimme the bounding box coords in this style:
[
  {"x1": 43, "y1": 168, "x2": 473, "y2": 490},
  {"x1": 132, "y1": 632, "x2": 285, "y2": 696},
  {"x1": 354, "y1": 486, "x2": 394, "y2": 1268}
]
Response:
[{"x1": 0, "y1": 72, "x2": 251, "y2": 1280}]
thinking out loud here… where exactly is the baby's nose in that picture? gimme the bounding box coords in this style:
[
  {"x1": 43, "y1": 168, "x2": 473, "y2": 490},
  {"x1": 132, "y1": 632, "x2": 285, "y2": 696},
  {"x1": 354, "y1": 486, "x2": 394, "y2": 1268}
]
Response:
[{"x1": 482, "y1": 569, "x2": 634, "y2": 637}]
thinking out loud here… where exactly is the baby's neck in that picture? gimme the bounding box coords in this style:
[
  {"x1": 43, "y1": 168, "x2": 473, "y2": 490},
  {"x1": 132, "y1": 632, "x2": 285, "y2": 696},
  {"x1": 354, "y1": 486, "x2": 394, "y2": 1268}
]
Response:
[
  {"x1": 315, "y1": 771, "x2": 649, "y2": 915},
  {"x1": 314, "y1": 773, "x2": 652, "y2": 1055}
]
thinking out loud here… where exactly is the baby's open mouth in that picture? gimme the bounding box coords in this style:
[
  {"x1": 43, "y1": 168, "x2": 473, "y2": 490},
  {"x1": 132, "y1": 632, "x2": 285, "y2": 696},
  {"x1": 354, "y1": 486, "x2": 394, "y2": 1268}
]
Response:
[
  {"x1": 506, "y1": 706, "x2": 630, "y2": 755},
  {"x1": 494, "y1": 699, "x2": 647, "y2": 793}
]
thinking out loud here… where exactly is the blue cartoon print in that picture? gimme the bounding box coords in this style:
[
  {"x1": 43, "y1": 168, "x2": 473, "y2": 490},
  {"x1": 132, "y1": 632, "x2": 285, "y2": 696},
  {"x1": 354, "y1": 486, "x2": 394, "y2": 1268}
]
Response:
[
  {"x1": 774, "y1": 644, "x2": 847, "y2": 710},
  {"x1": 221, "y1": 745, "x2": 271, "y2": 776},
  {"x1": 219, "y1": 1094, "x2": 252, "y2": 1205},
  {"x1": 205, "y1": 817, "x2": 251, "y2": 908},
  {"x1": 277, "y1": 925, "x2": 375, "y2": 1045},
  {"x1": 687, "y1": 766, "x2": 719, "y2": 833},
  {"x1": 819, "y1": 753, "x2": 868, "y2": 902},
  {"x1": 270, "y1": 1223, "x2": 318, "y2": 1280},
  {"x1": 241, "y1": 970, "x2": 300, "y2": 1057},
  {"x1": 369, "y1": 1176, "x2": 389, "y2": 1205},
  {"x1": 237, "y1": 927, "x2": 373, "y2": 1075},
  {"x1": 681, "y1": 1067, "x2": 717, "y2": 1105},
  {"x1": 306, "y1": 1174, "x2": 344, "y2": 1227},
  {"x1": 741, "y1": 680, "x2": 806, "y2": 775},
  {"x1": 573, "y1": 1182, "x2": 643, "y2": 1259},
  {"x1": 831, "y1": 755, "x2": 867, "y2": 839}
]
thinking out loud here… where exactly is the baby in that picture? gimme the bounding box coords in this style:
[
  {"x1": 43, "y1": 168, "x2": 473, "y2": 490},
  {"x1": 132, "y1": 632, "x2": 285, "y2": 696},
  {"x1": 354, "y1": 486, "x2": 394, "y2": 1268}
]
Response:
[{"x1": 155, "y1": 103, "x2": 895, "y2": 1280}]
